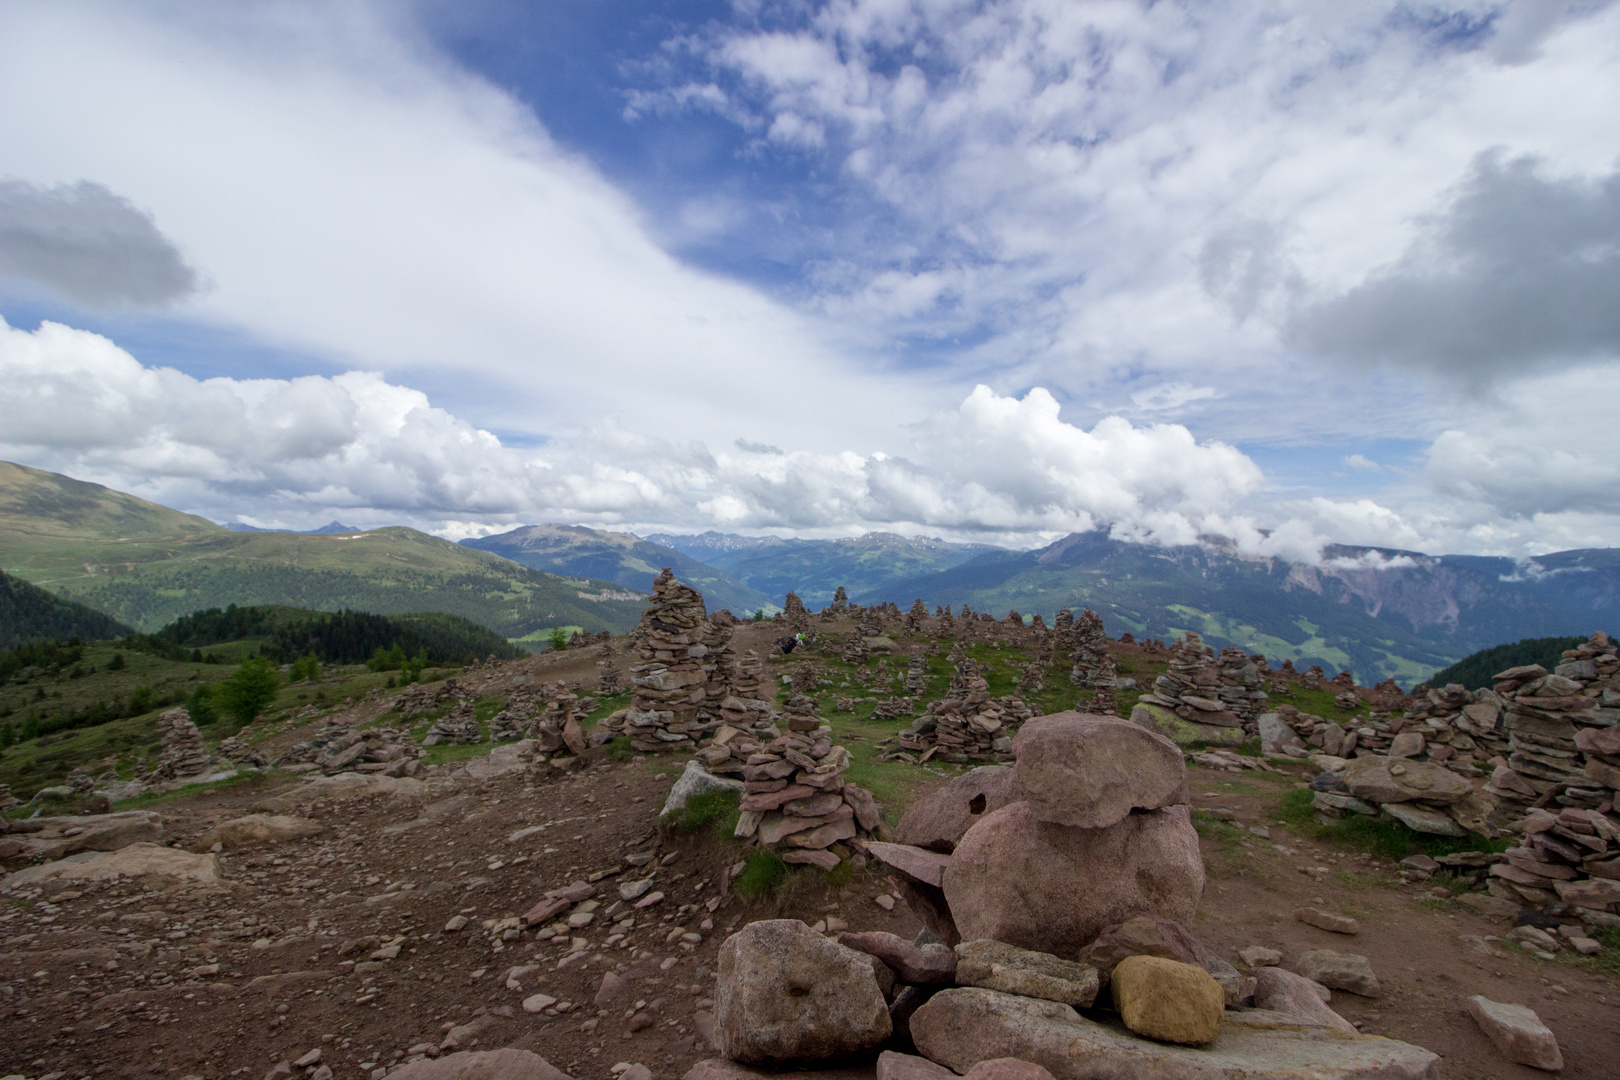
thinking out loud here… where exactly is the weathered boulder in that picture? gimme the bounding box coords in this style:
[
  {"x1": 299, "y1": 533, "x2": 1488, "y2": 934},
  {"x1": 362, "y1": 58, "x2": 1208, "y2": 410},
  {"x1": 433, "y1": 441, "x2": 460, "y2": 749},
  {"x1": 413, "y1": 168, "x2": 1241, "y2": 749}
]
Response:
[
  {"x1": 1341, "y1": 757, "x2": 1471, "y2": 807},
  {"x1": 896, "y1": 766, "x2": 1017, "y2": 853},
  {"x1": 1467, "y1": 996, "x2": 1563, "y2": 1072},
  {"x1": 253, "y1": 771, "x2": 424, "y2": 813},
  {"x1": 387, "y1": 1049, "x2": 573, "y2": 1080},
  {"x1": 909, "y1": 987, "x2": 1439, "y2": 1079},
  {"x1": 18, "y1": 812, "x2": 164, "y2": 859},
  {"x1": 661, "y1": 760, "x2": 744, "y2": 819},
  {"x1": 954, "y1": 939, "x2": 1099, "y2": 1009},
  {"x1": 1076, "y1": 915, "x2": 1204, "y2": 986},
  {"x1": 876, "y1": 1051, "x2": 953, "y2": 1080},
  {"x1": 194, "y1": 814, "x2": 323, "y2": 851},
  {"x1": 944, "y1": 802, "x2": 1204, "y2": 958},
  {"x1": 1010, "y1": 714, "x2": 1188, "y2": 829},
  {"x1": 1252, "y1": 967, "x2": 1356, "y2": 1034},
  {"x1": 840, "y1": 931, "x2": 957, "y2": 985},
  {"x1": 2, "y1": 842, "x2": 223, "y2": 889},
  {"x1": 1295, "y1": 951, "x2": 1380, "y2": 998},
  {"x1": 713, "y1": 919, "x2": 891, "y2": 1064},
  {"x1": 1111, "y1": 956, "x2": 1225, "y2": 1046},
  {"x1": 964, "y1": 1060, "x2": 1058, "y2": 1080}
]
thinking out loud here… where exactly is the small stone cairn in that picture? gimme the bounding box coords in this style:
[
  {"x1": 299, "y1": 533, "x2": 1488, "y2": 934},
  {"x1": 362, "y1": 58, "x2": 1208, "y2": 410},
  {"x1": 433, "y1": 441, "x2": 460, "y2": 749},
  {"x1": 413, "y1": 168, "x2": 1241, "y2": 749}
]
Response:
[
  {"x1": 1136, "y1": 631, "x2": 1253, "y2": 732},
  {"x1": 732, "y1": 722, "x2": 884, "y2": 870},
  {"x1": 315, "y1": 722, "x2": 422, "y2": 775},
  {"x1": 145, "y1": 708, "x2": 212, "y2": 782},
  {"x1": 217, "y1": 735, "x2": 268, "y2": 768},
  {"x1": 1068, "y1": 608, "x2": 1110, "y2": 686},
  {"x1": 904, "y1": 599, "x2": 928, "y2": 631},
  {"x1": 422, "y1": 702, "x2": 482, "y2": 746},
  {"x1": 1090, "y1": 655, "x2": 1120, "y2": 716},
  {"x1": 899, "y1": 659, "x2": 1018, "y2": 762},
  {"x1": 842, "y1": 631, "x2": 870, "y2": 665},
  {"x1": 596, "y1": 659, "x2": 622, "y2": 695},
  {"x1": 904, "y1": 650, "x2": 928, "y2": 695}
]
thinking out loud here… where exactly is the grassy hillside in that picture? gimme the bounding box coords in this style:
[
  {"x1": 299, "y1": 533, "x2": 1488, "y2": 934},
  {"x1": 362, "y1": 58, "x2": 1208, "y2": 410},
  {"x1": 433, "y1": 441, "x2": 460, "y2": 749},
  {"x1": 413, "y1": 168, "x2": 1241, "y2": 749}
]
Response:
[
  {"x1": 646, "y1": 531, "x2": 1002, "y2": 606},
  {"x1": 0, "y1": 462, "x2": 647, "y2": 637},
  {"x1": 0, "y1": 569, "x2": 131, "y2": 649},
  {"x1": 462, "y1": 524, "x2": 774, "y2": 617}
]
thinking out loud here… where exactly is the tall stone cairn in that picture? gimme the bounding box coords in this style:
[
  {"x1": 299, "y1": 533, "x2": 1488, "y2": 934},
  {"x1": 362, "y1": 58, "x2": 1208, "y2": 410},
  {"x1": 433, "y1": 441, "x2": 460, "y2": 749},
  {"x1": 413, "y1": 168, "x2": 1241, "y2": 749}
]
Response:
[
  {"x1": 1090, "y1": 654, "x2": 1120, "y2": 716},
  {"x1": 731, "y1": 722, "x2": 885, "y2": 869},
  {"x1": 827, "y1": 585, "x2": 849, "y2": 614},
  {"x1": 1068, "y1": 608, "x2": 1110, "y2": 686},
  {"x1": 1052, "y1": 607, "x2": 1077, "y2": 653},
  {"x1": 782, "y1": 591, "x2": 809, "y2": 630},
  {"x1": 905, "y1": 598, "x2": 929, "y2": 631},
  {"x1": 905, "y1": 649, "x2": 928, "y2": 695},
  {"x1": 146, "y1": 708, "x2": 213, "y2": 782},
  {"x1": 618, "y1": 568, "x2": 732, "y2": 752},
  {"x1": 596, "y1": 658, "x2": 622, "y2": 695},
  {"x1": 1018, "y1": 660, "x2": 1045, "y2": 695}
]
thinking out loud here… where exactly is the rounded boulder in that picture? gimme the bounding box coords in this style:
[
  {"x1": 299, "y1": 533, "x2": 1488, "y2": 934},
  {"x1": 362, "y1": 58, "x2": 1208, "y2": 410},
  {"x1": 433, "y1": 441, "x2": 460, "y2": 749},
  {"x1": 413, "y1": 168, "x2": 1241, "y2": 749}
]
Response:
[
  {"x1": 714, "y1": 919, "x2": 892, "y2": 1064},
  {"x1": 943, "y1": 802, "x2": 1204, "y2": 959},
  {"x1": 896, "y1": 766, "x2": 1017, "y2": 853},
  {"x1": 1011, "y1": 714, "x2": 1188, "y2": 829}
]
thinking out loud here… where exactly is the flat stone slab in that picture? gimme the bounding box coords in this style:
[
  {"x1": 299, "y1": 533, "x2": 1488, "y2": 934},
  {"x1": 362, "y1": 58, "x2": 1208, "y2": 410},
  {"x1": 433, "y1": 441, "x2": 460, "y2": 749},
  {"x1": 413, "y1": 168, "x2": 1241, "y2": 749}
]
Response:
[{"x1": 910, "y1": 987, "x2": 1438, "y2": 1080}]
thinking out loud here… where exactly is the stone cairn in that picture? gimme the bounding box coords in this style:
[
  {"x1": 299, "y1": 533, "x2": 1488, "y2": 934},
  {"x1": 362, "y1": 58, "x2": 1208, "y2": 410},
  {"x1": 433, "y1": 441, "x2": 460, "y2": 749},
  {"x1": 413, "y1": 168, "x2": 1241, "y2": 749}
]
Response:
[
  {"x1": 904, "y1": 598, "x2": 929, "y2": 631},
  {"x1": 1068, "y1": 609, "x2": 1110, "y2": 686},
  {"x1": 601, "y1": 569, "x2": 735, "y2": 753},
  {"x1": 1017, "y1": 660, "x2": 1045, "y2": 695},
  {"x1": 904, "y1": 650, "x2": 928, "y2": 695},
  {"x1": 827, "y1": 585, "x2": 849, "y2": 614},
  {"x1": 898, "y1": 659, "x2": 1026, "y2": 762},
  {"x1": 782, "y1": 591, "x2": 809, "y2": 630},
  {"x1": 526, "y1": 682, "x2": 588, "y2": 755},
  {"x1": 1090, "y1": 655, "x2": 1120, "y2": 716},
  {"x1": 145, "y1": 708, "x2": 212, "y2": 782},
  {"x1": 394, "y1": 678, "x2": 472, "y2": 717},
  {"x1": 596, "y1": 659, "x2": 622, "y2": 695},
  {"x1": 1135, "y1": 631, "x2": 1260, "y2": 733},
  {"x1": 314, "y1": 722, "x2": 422, "y2": 776},
  {"x1": 731, "y1": 723, "x2": 885, "y2": 871},
  {"x1": 1051, "y1": 607, "x2": 1076, "y2": 654},
  {"x1": 716, "y1": 650, "x2": 774, "y2": 737},
  {"x1": 423, "y1": 702, "x2": 482, "y2": 745},
  {"x1": 842, "y1": 631, "x2": 870, "y2": 665},
  {"x1": 217, "y1": 735, "x2": 268, "y2": 768}
]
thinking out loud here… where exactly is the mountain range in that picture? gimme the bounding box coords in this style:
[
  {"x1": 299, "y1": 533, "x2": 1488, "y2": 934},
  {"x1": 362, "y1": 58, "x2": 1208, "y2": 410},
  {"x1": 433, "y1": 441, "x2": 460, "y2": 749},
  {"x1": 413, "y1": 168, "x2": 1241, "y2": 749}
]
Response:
[{"x1": 0, "y1": 462, "x2": 646, "y2": 638}]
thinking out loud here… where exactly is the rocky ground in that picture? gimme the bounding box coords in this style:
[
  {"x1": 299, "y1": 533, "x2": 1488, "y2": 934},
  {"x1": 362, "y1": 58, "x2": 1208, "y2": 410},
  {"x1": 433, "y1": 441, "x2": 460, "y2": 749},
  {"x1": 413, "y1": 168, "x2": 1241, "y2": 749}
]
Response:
[{"x1": 4, "y1": 621, "x2": 1619, "y2": 1079}]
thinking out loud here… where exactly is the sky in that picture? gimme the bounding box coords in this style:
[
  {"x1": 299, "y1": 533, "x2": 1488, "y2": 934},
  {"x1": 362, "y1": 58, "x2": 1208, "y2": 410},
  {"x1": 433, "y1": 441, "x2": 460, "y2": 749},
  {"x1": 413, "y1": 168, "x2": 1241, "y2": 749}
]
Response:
[{"x1": 1, "y1": 0, "x2": 1618, "y2": 562}]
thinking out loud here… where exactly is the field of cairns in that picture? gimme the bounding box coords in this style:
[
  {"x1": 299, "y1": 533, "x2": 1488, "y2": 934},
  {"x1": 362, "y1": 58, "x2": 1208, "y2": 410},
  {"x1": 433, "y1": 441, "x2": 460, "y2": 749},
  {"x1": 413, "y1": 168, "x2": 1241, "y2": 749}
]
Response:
[{"x1": 4, "y1": 574, "x2": 1617, "y2": 1080}]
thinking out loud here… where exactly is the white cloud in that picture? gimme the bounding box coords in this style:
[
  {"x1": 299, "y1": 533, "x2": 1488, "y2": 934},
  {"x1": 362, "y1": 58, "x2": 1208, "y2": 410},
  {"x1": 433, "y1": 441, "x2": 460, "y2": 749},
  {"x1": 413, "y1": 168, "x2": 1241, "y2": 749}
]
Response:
[
  {"x1": 1343, "y1": 454, "x2": 1381, "y2": 471},
  {"x1": 0, "y1": 317, "x2": 1267, "y2": 548}
]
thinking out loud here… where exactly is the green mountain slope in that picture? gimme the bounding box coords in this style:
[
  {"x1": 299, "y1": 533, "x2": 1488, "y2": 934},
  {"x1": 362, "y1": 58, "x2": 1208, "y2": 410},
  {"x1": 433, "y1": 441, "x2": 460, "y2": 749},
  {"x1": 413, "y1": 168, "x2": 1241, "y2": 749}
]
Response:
[
  {"x1": 644, "y1": 531, "x2": 1002, "y2": 607},
  {"x1": 0, "y1": 462, "x2": 647, "y2": 637},
  {"x1": 461, "y1": 524, "x2": 773, "y2": 616},
  {"x1": 0, "y1": 569, "x2": 132, "y2": 649}
]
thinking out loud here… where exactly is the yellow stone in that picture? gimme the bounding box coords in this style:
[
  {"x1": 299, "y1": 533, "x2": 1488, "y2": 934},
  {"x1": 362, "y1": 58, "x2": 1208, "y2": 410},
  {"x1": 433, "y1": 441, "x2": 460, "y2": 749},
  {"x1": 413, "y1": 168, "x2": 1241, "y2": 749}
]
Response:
[{"x1": 1111, "y1": 955, "x2": 1225, "y2": 1046}]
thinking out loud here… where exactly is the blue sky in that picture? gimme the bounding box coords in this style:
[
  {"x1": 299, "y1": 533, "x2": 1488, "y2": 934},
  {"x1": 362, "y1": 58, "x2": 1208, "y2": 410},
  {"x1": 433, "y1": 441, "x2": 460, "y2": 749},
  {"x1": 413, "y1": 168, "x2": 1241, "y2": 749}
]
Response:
[{"x1": 1, "y1": 1, "x2": 1619, "y2": 560}]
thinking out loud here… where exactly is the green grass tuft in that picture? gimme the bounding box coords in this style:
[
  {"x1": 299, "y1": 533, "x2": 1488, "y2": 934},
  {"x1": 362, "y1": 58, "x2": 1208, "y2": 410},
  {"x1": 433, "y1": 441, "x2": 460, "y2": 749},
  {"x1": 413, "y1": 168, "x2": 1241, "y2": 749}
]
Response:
[
  {"x1": 733, "y1": 847, "x2": 789, "y2": 898},
  {"x1": 607, "y1": 736, "x2": 635, "y2": 762},
  {"x1": 667, "y1": 788, "x2": 742, "y2": 838}
]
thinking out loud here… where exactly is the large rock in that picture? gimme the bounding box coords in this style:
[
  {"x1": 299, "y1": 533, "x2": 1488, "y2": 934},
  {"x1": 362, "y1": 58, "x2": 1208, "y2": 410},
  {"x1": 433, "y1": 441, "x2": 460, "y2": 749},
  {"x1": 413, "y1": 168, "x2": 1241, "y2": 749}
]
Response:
[
  {"x1": 253, "y1": 771, "x2": 424, "y2": 812},
  {"x1": 1077, "y1": 916, "x2": 1204, "y2": 986},
  {"x1": 194, "y1": 814, "x2": 323, "y2": 850},
  {"x1": 713, "y1": 919, "x2": 891, "y2": 1064},
  {"x1": 841, "y1": 931, "x2": 957, "y2": 985},
  {"x1": 910, "y1": 987, "x2": 1439, "y2": 1080},
  {"x1": 2, "y1": 842, "x2": 223, "y2": 889},
  {"x1": 1380, "y1": 803, "x2": 1468, "y2": 837},
  {"x1": 1252, "y1": 968, "x2": 1356, "y2": 1034},
  {"x1": 1111, "y1": 956, "x2": 1225, "y2": 1046},
  {"x1": 661, "y1": 760, "x2": 745, "y2": 818},
  {"x1": 1341, "y1": 757, "x2": 1471, "y2": 807},
  {"x1": 1466, "y1": 996, "x2": 1563, "y2": 1071},
  {"x1": 387, "y1": 1049, "x2": 572, "y2": 1080},
  {"x1": 896, "y1": 766, "x2": 1017, "y2": 853},
  {"x1": 944, "y1": 802, "x2": 1204, "y2": 959},
  {"x1": 1129, "y1": 703, "x2": 1247, "y2": 748},
  {"x1": 19, "y1": 812, "x2": 164, "y2": 859},
  {"x1": 955, "y1": 939, "x2": 1099, "y2": 1008},
  {"x1": 1010, "y1": 714, "x2": 1189, "y2": 829},
  {"x1": 1295, "y1": 951, "x2": 1380, "y2": 998}
]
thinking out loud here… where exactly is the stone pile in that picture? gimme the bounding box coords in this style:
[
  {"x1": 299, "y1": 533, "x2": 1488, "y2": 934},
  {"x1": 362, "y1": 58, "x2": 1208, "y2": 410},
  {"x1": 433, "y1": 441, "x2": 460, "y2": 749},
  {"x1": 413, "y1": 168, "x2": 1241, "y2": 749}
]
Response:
[
  {"x1": 422, "y1": 702, "x2": 483, "y2": 746},
  {"x1": 1488, "y1": 805, "x2": 1620, "y2": 912},
  {"x1": 1017, "y1": 661, "x2": 1045, "y2": 695},
  {"x1": 1134, "y1": 631, "x2": 1265, "y2": 736},
  {"x1": 716, "y1": 650, "x2": 775, "y2": 736},
  {"x1": 827, "y1": 586, "x2": 849, "y2": 614},
  {"x1": 523, "y1": 682, "x2": 587, "y2": 755},
  {"x1": 1310, "y1": 752, "x2": 1487, "y2": 838},
  {"x1": 393, "y1": 678, "x2": 472, "y2": 717},
  {"x1": 904, "y1": 599, "x2": 929, "y2": 631},
  {"x1": 216, "y1": 735, "x2": 268, "y2": 769},
  {"x1": 1089, "y1": 655, "x2": 1119, "y2": 716},
  {"x1": 782, "y1": 591, "x2": 809, "y2": 629},
  {"x1": 613, "y1": 569, "x2": 733, "y2": 753},
  {"x1": 897, "y1": 660, "x2": 1026, "y2": 762},
  {"x1": 596, "y1": 659, "x2": 621, "y2": 695},
  {"x1": 842, "y1": 632, "x2": 870, "y2": 665},
  {"x1": 1067, "y1": 609, "x2": 1110, "y2": 686},
  {"x1": 1050, "y1": 608, "x2": 1076, "y2": 654},
  {"x1": 313, "y1": 723, "x2": 422, "y2": 776},
  {"x1": 733, "y1": 729, "x2": 884, "y2": 871},
  {"x1": 145, "y1": 709, "x2": 212, "y2": 782}
]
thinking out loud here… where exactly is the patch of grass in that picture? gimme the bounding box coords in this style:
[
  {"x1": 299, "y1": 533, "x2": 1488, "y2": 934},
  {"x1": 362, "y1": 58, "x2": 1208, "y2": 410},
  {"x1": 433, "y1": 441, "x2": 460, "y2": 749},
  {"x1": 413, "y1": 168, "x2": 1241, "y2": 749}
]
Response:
[
  {"x1": 419, "y1": 741, "x2": 499, "y2": 767},
  {"x1": 606, "y1": 736, "x2": 635, "y2": 763},
  {"x1": 1274, "y1": 787, "x2": 1508, "y2": 861},
  {"x1": 112, "y1": 770, "x2": 268, "y2": 810},
  {"x1": 1584, "y1": 925, "x2": 1620, "y2": 976},
  {"x1": 667, "y1": 788, "x2": 742, "y2": 838},
  {"x1": 733, "y1": 847, "x2": 789, "y2": 898}
]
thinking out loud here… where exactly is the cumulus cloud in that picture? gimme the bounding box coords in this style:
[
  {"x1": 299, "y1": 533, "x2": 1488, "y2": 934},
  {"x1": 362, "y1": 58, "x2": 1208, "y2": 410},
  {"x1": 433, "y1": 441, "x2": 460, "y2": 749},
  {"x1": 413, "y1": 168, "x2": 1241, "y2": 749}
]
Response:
[
  {"x1": 0, "y1": 317, "x2": 1268, "y2": 547},
  {"x1": 0, "y1": 179, "x2": 197, "y2": 306},
  {"x1": 1289, "y1": 152, "x2": 1620, "y2": 378}
]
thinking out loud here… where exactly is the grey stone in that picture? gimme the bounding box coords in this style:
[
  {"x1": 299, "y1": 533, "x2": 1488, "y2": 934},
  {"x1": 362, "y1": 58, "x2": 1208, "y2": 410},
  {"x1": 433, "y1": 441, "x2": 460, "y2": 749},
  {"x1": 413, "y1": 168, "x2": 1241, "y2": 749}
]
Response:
[
  {"x1": 1295, "y1": 950, "x2": 1380, "y2": 998},
  {"x1": 954, "y1": 939, "x2": 1099, "y2": 1008},
  {"x1": 660, "y1": 761, "x2": 744, "y2": 818},
  {"x1": 909, "y1": 987, "x2": 1438, "y2": 1080}
]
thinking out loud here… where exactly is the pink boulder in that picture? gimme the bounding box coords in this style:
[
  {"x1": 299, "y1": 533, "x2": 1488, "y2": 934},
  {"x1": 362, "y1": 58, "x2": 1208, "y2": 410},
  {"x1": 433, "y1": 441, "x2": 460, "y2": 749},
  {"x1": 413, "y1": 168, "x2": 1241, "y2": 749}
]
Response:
[{"x1": 1011, "y1": 714, "x2": 1188, "y2": 829}]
